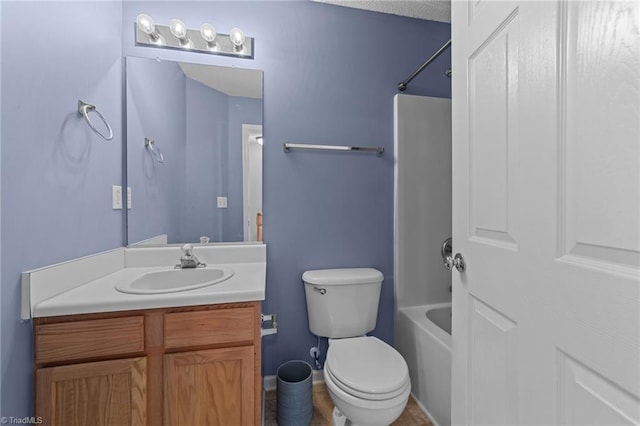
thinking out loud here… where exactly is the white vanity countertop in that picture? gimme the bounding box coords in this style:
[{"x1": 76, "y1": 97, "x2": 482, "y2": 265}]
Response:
[
  {"x1": 32, "y1": 262, "x2": 265, "y2": 317},
  {"x1": 22, "y1": 244, "x2": 266, "y2": 318}
]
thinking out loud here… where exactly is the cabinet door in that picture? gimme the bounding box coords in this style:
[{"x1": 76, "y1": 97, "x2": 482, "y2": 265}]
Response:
[
  {"x1": 164, "y1": 346, "x2": 254, "y2": 426},
  {"x1": 36, "y1": 357, "x2": 147, "y2": 426}
]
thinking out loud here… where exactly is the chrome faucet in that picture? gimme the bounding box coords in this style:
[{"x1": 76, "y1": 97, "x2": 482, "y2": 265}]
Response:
[{"x1": 175, "y1": 244, "x2": 206, "y2": 269}]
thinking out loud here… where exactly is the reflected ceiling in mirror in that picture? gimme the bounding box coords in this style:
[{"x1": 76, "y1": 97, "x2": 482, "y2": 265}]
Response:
[{"x1": 125, "y1": 56, "x2": 263, "y2": 246}]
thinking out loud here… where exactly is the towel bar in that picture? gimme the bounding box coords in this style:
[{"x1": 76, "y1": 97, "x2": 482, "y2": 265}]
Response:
[{"x1": 283, "y1": 143, "x2": 383, "y2": 155}]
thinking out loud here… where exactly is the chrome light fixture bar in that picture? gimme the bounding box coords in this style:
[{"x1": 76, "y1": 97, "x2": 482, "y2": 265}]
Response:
[{"x1": 135, "y1": 14, "x2": 254, "y2": 59}]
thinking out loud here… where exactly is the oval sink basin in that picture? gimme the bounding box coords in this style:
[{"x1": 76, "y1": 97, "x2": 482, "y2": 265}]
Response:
[{"x1": 115, "y1": 267, "x2": 234, "y2": 294}]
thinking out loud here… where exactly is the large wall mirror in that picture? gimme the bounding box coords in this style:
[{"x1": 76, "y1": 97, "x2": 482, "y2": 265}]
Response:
[{"x1": 125, "y1": 56, "x2": 263, "y2": 245}]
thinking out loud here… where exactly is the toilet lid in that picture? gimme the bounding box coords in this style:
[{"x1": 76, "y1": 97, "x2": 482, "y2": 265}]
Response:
[{"x1": 326, "y1": 336, "x2": 409, "y2": 397}]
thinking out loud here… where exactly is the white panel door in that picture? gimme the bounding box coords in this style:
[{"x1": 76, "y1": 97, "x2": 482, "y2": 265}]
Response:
[{"x1": 451, "y1": 1, "x2": 639, "y2": 424}]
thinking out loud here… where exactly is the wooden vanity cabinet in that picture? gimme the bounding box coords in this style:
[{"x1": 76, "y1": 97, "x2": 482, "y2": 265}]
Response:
[
  {"x1": 36, "y1": 357, "x2": 147, "y2": 426},
  {"x1": 33, "y1": 302, "x2": 262, "y2": 426}
]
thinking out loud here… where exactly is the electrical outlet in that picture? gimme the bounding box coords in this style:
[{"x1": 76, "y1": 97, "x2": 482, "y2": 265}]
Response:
[
  {"x1": 216, "y1": 196, "x2": 228, "y2": 208},
  {"x1": 112, "y1": 185, "x2": 122, "y2": 210}
]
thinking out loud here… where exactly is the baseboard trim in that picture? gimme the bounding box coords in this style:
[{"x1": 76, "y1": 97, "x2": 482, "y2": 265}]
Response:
[
  {"x1": 409, "y1": 392, "x2": 440, "y2": 426},
  {"x1": 263, "y1": 369, "x2": 325, "y2": 392}
]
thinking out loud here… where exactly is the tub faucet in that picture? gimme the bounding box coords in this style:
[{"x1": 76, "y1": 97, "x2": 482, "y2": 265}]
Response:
[{"x1": 175, "y1": 244, "x2": 206, "y2": 269}]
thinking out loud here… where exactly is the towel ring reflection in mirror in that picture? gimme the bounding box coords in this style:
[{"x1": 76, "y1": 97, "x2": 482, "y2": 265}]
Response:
[
  {"x1": 77, "y1": 100, "x2": 114, "y2": 141},
  {"x1": 145, "y1": 138, "x2": 164, "y2": 163}
]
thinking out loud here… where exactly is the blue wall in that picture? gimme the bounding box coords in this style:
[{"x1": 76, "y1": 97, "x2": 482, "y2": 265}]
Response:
[
  {"x1": 184, "y1": 78, "x2": 229, "y2": 243},
  {"x1": 0, "y1": 0, "x2": 450, "y2": 415},
  {"x1": 1, "y1": 0, "x2": 123, "y2": 415},
  {"x1": 122, "y1": 1, "x2": 451, "y2": 375},
  {"x1": 127, "y1": 57, "x2": 187, "y2": 244}
]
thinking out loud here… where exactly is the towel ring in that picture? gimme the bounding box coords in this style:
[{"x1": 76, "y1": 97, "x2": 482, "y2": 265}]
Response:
[
  {"x1": 145, "y1": 138, "x2": 164, "y2": 163},
  {"x1": 78, "y1": 100, "x2": 113, "y2": 141}
]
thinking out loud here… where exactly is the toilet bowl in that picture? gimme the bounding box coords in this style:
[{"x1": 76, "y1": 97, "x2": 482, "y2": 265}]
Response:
[{"x1": 323, "y1": 336, "x2": 411, "y2": 426}]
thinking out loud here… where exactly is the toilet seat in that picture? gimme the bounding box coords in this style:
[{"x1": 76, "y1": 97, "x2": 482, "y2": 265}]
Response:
[
  {"x1": 325, "y1": 362, "x2": 410, "y2": 401},
  {"x1": 325, "y1": 336, "x2": 410, "y2": 401}
]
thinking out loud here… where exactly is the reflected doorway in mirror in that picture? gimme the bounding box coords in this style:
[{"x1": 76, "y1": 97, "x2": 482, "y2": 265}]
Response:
[{"x1": 242, "y1": 123, "x2": 263, "y2": 242}]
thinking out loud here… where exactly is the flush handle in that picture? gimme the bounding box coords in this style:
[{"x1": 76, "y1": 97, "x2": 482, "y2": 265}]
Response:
[{"x1": 314, "y1": 286, "x2": 327, "y2": 295}]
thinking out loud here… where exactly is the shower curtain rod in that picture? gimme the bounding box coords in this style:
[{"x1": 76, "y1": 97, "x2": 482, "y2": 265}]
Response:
[{"x1": 397, "y1": 39, "x2": 451, "y2": 91}]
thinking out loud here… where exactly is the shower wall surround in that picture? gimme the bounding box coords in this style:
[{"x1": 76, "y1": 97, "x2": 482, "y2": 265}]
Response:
[{"x1": 1, "y1": 0, "x2": 450, "y2": 415}]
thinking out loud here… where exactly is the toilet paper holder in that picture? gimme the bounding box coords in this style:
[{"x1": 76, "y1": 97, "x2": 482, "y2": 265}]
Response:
[{"x1": 261, "y1": 313, "x2": 278, "y2": 337}]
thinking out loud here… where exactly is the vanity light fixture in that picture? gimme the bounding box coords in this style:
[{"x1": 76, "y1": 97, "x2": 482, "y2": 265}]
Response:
[{"x1": 134, "y1": 14, "x2": 254, "y2": 59}]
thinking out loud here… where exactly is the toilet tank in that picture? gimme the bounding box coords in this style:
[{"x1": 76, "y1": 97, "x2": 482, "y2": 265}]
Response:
[{"x1": 303, "y1": 268, "x2": 383, "y2": 338}]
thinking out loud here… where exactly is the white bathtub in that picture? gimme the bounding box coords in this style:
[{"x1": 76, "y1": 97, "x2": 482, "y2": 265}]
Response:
[{"x1": 395, "y1": 303, "x2": 451, "y2": 426}]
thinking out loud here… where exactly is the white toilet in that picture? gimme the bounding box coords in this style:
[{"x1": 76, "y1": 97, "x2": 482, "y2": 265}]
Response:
[{"x1": 302, "y1": 268, "x2": 411, "y2": 426}]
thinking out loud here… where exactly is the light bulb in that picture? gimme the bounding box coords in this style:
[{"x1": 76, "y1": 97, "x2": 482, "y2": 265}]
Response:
[
  {"x1": 136, "y1": 14, "x2": 159, "y2": 41},
  {"x1": 229, "y1": 27, "x2": 245, "y2": 49},
  {"x1": 200, "y1": 23, "x2": 217, "y2": 43},
  {"x1": 169, "y1": 18, "x2": 188, "y2": 42},
  {"x1": 136, "y1": 14, "x2": 155, "y2": 34}
]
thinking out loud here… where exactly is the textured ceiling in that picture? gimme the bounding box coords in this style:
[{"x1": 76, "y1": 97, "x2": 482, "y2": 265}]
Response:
[{"x1": 313, "y1": 0, "x2": 451, "y2": 23}]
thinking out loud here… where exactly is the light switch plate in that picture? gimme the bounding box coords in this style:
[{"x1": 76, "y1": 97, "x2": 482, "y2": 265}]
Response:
[
  {"x1": 112, "y1": 185, "x2": 122, "y2": 210},
  {"x1": 127, "y1": 187, "x2": 132, "y2": 209},
  {"x1": 217, "y1": 196, "x2": 228, "y2": 208}
]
